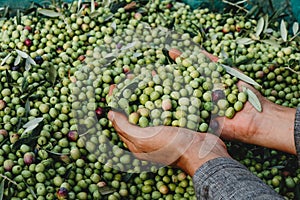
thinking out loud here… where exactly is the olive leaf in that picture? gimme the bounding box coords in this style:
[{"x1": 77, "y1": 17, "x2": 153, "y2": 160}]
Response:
[
  {"x1": 25, "y1": 59, "x2": 31, "y2": 71},
  {"x1": 261, "y1": 39, "x2": 281, "y2": 48},
  {"x1": 90, "y1": 11, "x2": 101, "y2": 18},
  {"x1": 77, "y1": 0, "x2": 82, "y2": 12},
  {"x1": 242, "y1": 86, "x2": 262, "y2": 112},
  {"x1": 91, "y1": 0, "x2": 95, "y2": 13},
  {"x1": 133, "y1": 52, "x2": 142, "y2": 58},
  {"x1": 0, "y1": 179, "x2": 4, "y2": 200},
  {"x1": 14, "y1": 55, "x2": 21, "y2": 66},
  {"x1": 280, "y1": 19, "x2": 288, "y2": 42},
  {"x1": 1, "y1": 52, "x2": 11, "y2": 66},
  {"x1": 236, "y1": 38, "x2": 255, "y2": 45},
  {"x1": 27, "y1": 56, "x2": 36, "y2": 66},
  {"x1": 23, "y1": 180, "x2": 37, "y2": 199},
  {"x1": 221, "y1": 64, "x2": 261, "y2": 88},
  {"x1": 120, "y1": 42, "x2": 136, "y2": 51},
  {"x1": 263, "y1": 15, "x2": 269, "y2": 33},
  {"x1": 16, "y1": 49, "x2": 28, "y2": 59},
  {"x1": 38, "y1": 9, "x2": 62, "y2": 17},
  {"x1": 293, "y1": 22, "x2": 299, "y2": 36},
  {"x1": 13, "y1": 120, "x2": 44, "y2": 150},
  {"x1": 99, "y1": 186, "x2": 116, "y2": 195},
  {"x1": 24, "y1": 100, "x2": 30, "y2": 119},
  {"x1": 255, "y1": 17, "x2": 264, "y2": 37},
  {"x1": 111, "y1": 21, "x2": 117, "y2": 31},
  {"x1": 23, "y1": 117, "x2": 44, "y2": 128},
  {"x1": 47, "y1": 65, "x2": 57, "y2": 85}
]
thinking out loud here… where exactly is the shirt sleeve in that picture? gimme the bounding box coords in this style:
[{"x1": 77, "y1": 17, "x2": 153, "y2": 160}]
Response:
[
  {"x1": 192, "y1": 157, "x2": 284, "y2": 199},
  {"x1": 192, "y1": 107, "x2": 300, "y2": 200},
  {"x1": 294, "y1": 107, "x2": 300, "y2": 166}
]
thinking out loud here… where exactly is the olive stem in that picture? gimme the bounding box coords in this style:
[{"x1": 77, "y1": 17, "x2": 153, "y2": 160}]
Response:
[
  {"x1": 0, "y1": 174, "x2": 20, "y2": 188},
  {"x1": 285, "y1": 66, "x2": 300, "y2": 75},
  {"x1": 222, "y1": 0, "x2": 249, "y2": 13}
]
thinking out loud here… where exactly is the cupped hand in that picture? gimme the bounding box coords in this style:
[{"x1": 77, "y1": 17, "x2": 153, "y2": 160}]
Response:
[
  {"x1": 108, "y1": 111, "x2": 230, "y2": 176},
  {"x1": 215, "y1": 81, "x2": 297, "y2": 155}
]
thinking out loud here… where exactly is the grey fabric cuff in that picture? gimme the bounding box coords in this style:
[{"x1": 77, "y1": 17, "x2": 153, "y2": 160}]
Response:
[
  {"x1": 294, "y1": 108, "x2": 300, "y2": 166},
  {"x1": 193, "y1": 157, "x2": 284, "y2": 200}
]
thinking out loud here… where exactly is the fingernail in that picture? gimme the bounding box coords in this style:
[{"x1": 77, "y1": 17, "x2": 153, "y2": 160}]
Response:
[{"x1": 107, "y1": 111, "x2": 114, "y2": 121}]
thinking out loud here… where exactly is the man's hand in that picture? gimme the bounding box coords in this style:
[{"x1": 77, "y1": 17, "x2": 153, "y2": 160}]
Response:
[
  {"x1": 215, "y1": 81, "x2": 297, "y2": 155},
  {"x1": 108, "y1": 111, "x2": 231, "y2": 176}
]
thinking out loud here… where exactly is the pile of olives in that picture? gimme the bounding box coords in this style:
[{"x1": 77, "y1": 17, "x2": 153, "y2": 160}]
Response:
[{"x1": 0, "y1": 0, "x2": 299, "y2": 199}]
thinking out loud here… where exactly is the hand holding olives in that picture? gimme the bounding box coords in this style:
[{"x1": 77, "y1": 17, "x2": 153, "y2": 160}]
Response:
[{"x1": 108, "y1": 110, "x2": 230, "y2": 176}]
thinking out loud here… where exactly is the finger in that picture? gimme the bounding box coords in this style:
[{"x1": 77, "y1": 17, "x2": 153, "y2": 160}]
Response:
[
  {"x1": 118, "y1": 134, "x2": 150, "y2": 161},
  {"x1": 108, "y1": 111, "x2": 144, "y2": 140}
]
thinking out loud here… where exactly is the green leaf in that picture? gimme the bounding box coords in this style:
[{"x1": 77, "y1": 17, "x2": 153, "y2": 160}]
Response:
[
  {"x1": 260, "y1": 39, "x2": 281, "y2": 48},
  {"x1": 14, "y1": 55, "x2": 21, "y2": 66},
  {"x1": 47, "y1": 65, "x2": 57, "y2": 85},
  {"x1": 99, "y1": 186, "x2": 116, "y2": 195},
  {"x1": 13, "y1": 121, "x2": 43, "y2": 150},
  {"x1": 16, "y1": 49, "x2": 28, "y2": 59},
  {"x1": 243, "y1": 86, "x2": 262, "y2": 112},
  {"x1": 280, "y1": 19, "x2": 288, "y2": 42},
  {"x1": 255, "y1": 17, "x2": 264, "y2": 37},
  {"x1": 0, "y1": 179, "x2": 5, "y2": 200},
  {"x1": 90, "y1": 11, "x2": 101, "y2": 18},
  {"x1": 21, "y1": 77, "x2": 29, "y2": 93},
  {"x1": 1, "y1": 53, "x2": 11, "y2": 66},
  {"x1": 27, "y1": 56, "x2": 36, "y2": 66},
  {"x1": 23, "y1": 117, "x2": 44, "y2": 128},
  {"x1": 25, "y1": 99, "x2": 30, "y2": 117},
  {"x1": 221, "y1": 64, "x2": 261, "y2": 88},
  {"x1": 293, "y1": 22, "x2": 299, "y2": 36},
  {"x1": 263, "y1": 15, "x2": 269, "y2": 33},
  {"x1": 38, "y1": 9, "x2": 61, "y2": 17},
  {"x1": 236, "y1": 38, "x2": 255, "y2": 45},
  {"x1": 25, "y1": 59, "x2": 31, "y2": 71}
]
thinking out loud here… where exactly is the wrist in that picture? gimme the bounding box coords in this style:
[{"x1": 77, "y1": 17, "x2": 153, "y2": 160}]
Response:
[{"x1": 176, "y1": 134, "x2": 231, "y2": 176}]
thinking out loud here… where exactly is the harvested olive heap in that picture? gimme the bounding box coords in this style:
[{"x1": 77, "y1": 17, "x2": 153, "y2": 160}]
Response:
[{"x1": 0, "y1": 0, "x2": 300, "y2": 199}]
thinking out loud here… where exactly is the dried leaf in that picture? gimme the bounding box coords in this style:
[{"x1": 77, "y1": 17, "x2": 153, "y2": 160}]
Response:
[
  {"x1": 293, "y1": 22, "x2": 299, "y2": 36},
  {"x1": 38, "y1": 9, "x2": 61, "y2": 17},
  {"x1": 243, "y1": 86, "x2": 262, "y2": 112},
  {"x1": 1, "y1": 53, "x2": 11, "y2": 66},
  {"x1": 14, "y1": 55, "x2": 21, "y2": 66},
  {"x1": 0, "y1": 179, "x2": 4, "y2": 200},
  {"x1": 236, "y1": 38, "x2": 255, "y2": 45},
  {"x1": 255, "y1": 17, "x2": 264, "y2": 37},
  {"x1": 261, "y1": 39, "x2": 281, "y2": 48},
  {"x1": 221, "y1": 64, "x2": 261, "y2": 88},
  {"x1": 16, "y1": 49, "x2": 28, "y2": 59},
  {"x1": 280, "y1": 19, "x2": 288, "y2": 42}
]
